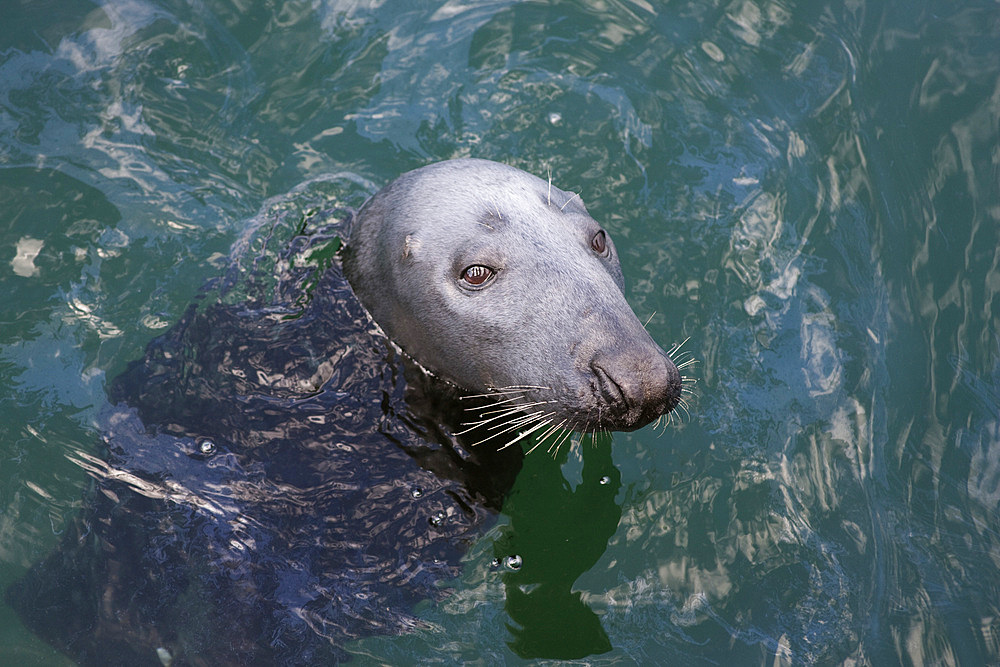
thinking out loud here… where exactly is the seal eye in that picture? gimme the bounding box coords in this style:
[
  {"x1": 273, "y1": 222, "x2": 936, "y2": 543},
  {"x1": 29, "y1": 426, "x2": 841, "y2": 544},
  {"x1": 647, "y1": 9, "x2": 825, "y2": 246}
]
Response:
[
  {"x1": 591, "y1": 230, "x2": 608, "y2": 255},
  {"x1": 460, "y1": 264, "x2": 494, "y2": 287}
]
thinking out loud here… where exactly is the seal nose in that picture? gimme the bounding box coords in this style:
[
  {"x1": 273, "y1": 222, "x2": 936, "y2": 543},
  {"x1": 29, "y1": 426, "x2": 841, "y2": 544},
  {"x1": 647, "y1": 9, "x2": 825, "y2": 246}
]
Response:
[{"x1": 591, "y1": 345, "x2": 681, "y2": 431}]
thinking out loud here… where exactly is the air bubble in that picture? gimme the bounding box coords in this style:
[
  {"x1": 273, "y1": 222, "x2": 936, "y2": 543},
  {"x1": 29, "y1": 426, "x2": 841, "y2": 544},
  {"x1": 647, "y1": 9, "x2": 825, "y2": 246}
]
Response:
[
  {"x1": 155, "y1": 647, "x2": 173, "y2": 666},
  {"x1": 504, "y1": 554, "x2": 523, "y2": 571},
  {"x1": 198, "y1": 440, "x2": 217, "y2": 456}
]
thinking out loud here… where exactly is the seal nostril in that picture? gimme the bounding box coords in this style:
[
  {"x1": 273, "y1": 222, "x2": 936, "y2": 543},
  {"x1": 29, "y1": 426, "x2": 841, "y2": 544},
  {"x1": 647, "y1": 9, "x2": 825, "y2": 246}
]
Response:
[
  {"x1": 591, "y1": 362, "x2": 628, "y2": 409},
  {"x1": 589, "y1": 348, "x2": 683, "y2": 430}
]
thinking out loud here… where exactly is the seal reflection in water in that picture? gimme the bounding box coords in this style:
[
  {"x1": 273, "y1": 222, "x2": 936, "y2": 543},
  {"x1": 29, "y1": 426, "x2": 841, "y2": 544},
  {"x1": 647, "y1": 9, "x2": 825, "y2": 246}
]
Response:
[{"x1": 7, "y1": 159, "x2": 688, "y2": 665}]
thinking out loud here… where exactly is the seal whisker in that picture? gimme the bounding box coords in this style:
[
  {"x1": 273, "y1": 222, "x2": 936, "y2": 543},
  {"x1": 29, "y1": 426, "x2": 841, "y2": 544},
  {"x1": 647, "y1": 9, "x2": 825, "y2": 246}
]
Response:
[
  {"x1": 558, "y1": 425, "x2": 582, "y2": 456},
  {"x1": 493, "y1": 384, "x2": 553, "y2": 391},
  {"x1": 544, "y1": 420, "x2": 570, "y2": 446},
  {"x1": 665, "y1": 337, "x2": 691, "y2": 358},
  {"x1": 525, "y1": 420, "x2": 567, "y2": 455},
  {"x1": 680, "y1": 378, "x2": 697, "y2": 394},
  {"x1": 524, "y1": 434, "x2": 549, "y2": 456},
  {"x1": 467, "y1": 409, "x2": 551, "y2": 444},
  {"x1": 459, "y1": 391, "x2": 522, "y2": 400},
  {"x1": 643, "y1": 311, "x2": 656, "y2": 329},
  {"x1": 547, "y1": 426, "x2": 575, "y2": 457},
  {"x1": 661, "y1": 397, "x2": 689, "y2": 428},
  {"x1": 666, "y1": 339, "x2": 697, "y2": 368},
  {"x1": 461, "y1": 394, "x2": 528, "y2": 412},
  {"x1": 559, "y1": 191, "x2": 581, "y2": 211},
  {"x1": 545, "y1": 430, "x2": 566, "y2": 457},
  {"x1": 459, "y1": 385, "x2": 552, "y2": 400},
  {"x1": 496, "y1": 416, "x2": 557, "y2": 451},
  {"x1": 673, "y1": 350, "x2": 696, "y2": 365},
  {"x1": 654, "y1": 413, "x2": 670, "y2": 434},
  {"x1": 459, "y1": 391, "x2": 519, "y2": 401},
  {"x1": 474, "y1": 399, "x2": 554, "y2": 418},
  {"x1": 454, "y1": 408, "x2": 551, "y2": 437},
  {"x1": 455, "y1": 406, "x2": 537, "y2": 434},
  {"x1": 585, "y1": 406, "x2": 595, "y2": 426},
  {"x1": 478, "y1": 410, "x2": 556, "y2": 430},
  {"x1": 458, "y1": 393, "x2": 541, "y2": 417},
  {"x1": 585, "y1": 428, "x2": 609, "y2": 450},
  {"x1": 491, "y1": 409, "x2": 552, "y2": 432},
  {"x1": 455, "y1": 405, "x2": 530, "y2": 434},
  {"x1": 488, "y1": 196, "x2": 503, "y2": 220}
]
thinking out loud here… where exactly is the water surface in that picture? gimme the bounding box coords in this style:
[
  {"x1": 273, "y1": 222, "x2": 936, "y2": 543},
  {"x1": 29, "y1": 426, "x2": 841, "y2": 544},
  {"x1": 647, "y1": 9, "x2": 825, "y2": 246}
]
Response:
[{"x1": 2, "y1": 0, "x2": 999, "y2": 663}]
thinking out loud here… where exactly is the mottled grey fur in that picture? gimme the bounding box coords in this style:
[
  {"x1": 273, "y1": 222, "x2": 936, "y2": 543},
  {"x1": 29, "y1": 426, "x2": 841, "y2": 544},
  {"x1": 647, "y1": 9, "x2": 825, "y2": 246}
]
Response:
[{"x1": 343, "y1": 158, "x2": 679, "y2": 432}]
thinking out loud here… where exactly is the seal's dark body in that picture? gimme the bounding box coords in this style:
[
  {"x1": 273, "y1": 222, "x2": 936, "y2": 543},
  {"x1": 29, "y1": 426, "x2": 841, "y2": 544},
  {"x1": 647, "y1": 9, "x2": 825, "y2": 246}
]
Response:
[{"x1": 7, "y1": 210, "x2": 522, "y2": 665}]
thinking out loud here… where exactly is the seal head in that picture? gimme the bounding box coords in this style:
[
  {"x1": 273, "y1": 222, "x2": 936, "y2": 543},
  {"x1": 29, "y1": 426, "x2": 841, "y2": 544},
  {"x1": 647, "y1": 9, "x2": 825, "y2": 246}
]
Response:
[{"x1": 343, "y1": 158, "x2": 681, "y2": 433}]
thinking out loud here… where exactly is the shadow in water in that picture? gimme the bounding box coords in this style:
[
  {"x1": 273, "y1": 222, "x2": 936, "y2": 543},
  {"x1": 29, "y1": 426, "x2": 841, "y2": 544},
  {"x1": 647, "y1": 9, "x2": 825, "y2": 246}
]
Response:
[{"x1": 494, "y1": 432, "x2": 621, "y2": 659}]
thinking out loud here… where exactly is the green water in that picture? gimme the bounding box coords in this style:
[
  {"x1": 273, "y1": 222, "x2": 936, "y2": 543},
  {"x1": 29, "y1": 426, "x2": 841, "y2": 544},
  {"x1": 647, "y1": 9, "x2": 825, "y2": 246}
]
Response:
[{"x1": 2, "y1": 0, "x2": 999, "y2": 664}]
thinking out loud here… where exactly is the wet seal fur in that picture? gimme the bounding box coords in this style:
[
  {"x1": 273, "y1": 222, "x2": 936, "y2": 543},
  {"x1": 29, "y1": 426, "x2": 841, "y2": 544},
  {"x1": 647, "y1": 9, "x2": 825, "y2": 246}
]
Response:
[
  {"x1": 7, "y1": 160, "x2": 685, "y2": 665},
  {"x1": 343, "y1": 158, "x2": 682, "y2": 439}
]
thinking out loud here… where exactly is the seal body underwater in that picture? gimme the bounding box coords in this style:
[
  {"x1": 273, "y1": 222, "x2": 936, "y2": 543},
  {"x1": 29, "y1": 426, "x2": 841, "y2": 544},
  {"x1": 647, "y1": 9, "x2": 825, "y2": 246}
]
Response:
[{"x1": 7, "y1": 159, "x2": 683, "y2": 665}]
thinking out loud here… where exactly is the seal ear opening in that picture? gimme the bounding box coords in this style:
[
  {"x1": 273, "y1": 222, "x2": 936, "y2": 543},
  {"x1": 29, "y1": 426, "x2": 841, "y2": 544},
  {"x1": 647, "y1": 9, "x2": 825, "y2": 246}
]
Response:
[{"x1": 402, "y1": 234, "x2": 421, "y2": 260}]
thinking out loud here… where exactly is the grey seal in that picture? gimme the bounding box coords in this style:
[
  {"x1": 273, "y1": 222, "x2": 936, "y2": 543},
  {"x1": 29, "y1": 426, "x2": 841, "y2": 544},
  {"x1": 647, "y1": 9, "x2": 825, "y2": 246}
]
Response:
[
  {"x1": 343, "y1": 158, "x2": 682, "y2": 436},
  {"x1": 6, "y1": 162, "x2": 685, "y2": 665}
]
